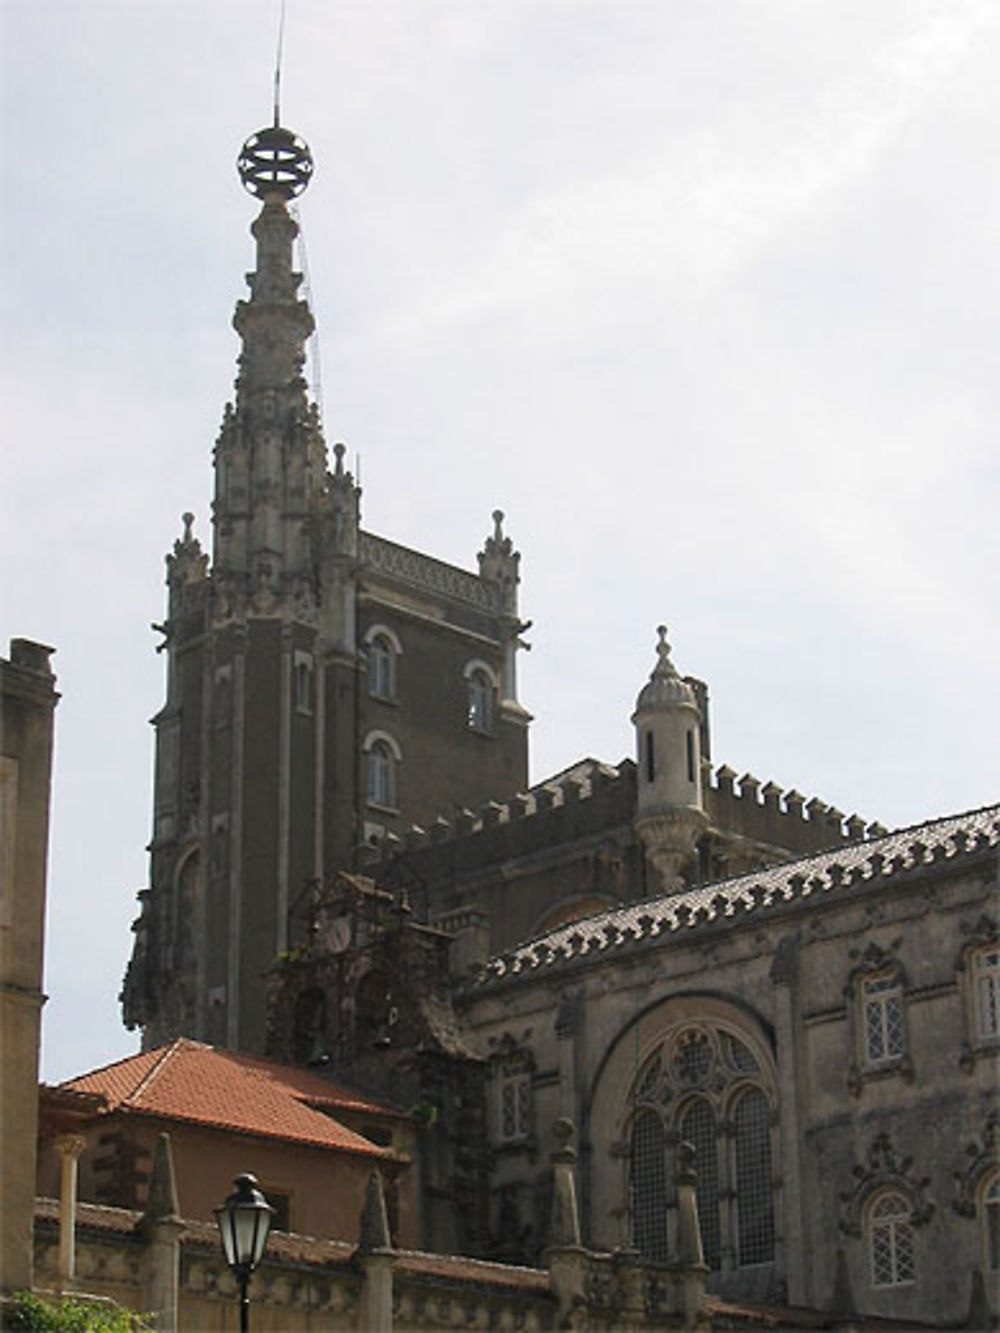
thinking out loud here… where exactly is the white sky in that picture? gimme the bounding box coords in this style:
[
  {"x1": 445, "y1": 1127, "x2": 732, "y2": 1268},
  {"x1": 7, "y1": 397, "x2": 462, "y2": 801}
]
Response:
[{"x1": 1, "y1": 1, "x2": 997, "y2": 1084}]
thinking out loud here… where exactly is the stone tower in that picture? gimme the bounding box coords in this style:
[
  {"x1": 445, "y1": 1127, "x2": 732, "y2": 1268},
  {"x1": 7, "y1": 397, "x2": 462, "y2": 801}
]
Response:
[
  {"x1": 123, "y1": 122, "x2": 529, "y2": 1055},
  {"x1": 631, "y1": 626, "x2": 707, "y2": 890}
]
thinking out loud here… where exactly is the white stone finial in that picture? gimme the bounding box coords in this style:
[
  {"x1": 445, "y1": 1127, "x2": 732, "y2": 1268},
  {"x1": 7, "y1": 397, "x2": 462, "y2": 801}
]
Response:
[
  {"x1": 181, "y1": 512, "x2": 195, "y2": 544},
  {"x1": 656, "y1": 624, "x2": 671, "y2": 664}
]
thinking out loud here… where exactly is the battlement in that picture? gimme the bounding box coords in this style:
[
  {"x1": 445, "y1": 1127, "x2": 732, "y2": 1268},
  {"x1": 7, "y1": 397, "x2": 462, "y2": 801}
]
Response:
[
  {"x1": 704, "y1": 763, "x2": 885, "y2": 854},
  {"x1": 483, "y1": 803, "x2": 1000, "y2": 983},
  {"x1": 367, "y1": 757, "x2": 881, "y2": 876},
  {"x1": 367, "y1": 760, "x2": 635, "y2": 874}
]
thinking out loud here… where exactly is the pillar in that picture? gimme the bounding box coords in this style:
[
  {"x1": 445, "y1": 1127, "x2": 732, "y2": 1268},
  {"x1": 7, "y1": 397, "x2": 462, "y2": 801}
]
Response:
[{"x1": 54, "y1": 1133, "x2": 86, "y2": 1286}]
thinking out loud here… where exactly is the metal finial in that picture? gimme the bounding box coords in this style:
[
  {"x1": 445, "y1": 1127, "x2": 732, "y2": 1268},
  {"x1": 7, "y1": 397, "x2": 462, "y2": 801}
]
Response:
[
  {"x1": 273, "y1": 0, "x2": 287, "y2": 129},
  {"x1": 238, "y1": 124, "x2": 313, "y2": 200}
]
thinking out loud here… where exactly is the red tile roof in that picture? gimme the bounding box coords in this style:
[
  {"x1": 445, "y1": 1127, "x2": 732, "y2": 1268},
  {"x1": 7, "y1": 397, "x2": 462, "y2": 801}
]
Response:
[{"x1": 59, "y1": 1039, "x2": 401, "y2": 1159}]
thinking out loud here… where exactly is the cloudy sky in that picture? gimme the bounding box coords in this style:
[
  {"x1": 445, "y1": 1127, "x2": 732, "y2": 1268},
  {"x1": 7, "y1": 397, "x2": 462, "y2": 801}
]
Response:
[{"x1": 2, "y1": 1, "x2": 997, "y2": 1084}]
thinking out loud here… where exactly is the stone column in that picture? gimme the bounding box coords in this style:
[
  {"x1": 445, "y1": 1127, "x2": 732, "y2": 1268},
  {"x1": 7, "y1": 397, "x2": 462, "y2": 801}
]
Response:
[
  {"x1": 544, "y1": 1119, "x2": 589, "y2": 1327},
  {"x1": 141, "y1": 1133, "x2": 183, "y2": 1333},
  {"x1": 357, "y1": 1172, "x2": 395, "y2": 1332},
  {"x1": 54, "y1": 1134, "x2": 86, "y2": 1286},
  {"x1": 770, "y1": 932, "x2": 808, "y2": 1303},
  {"x1": 675, "y1": 1142, "x2": 709, "y2": 1332}
]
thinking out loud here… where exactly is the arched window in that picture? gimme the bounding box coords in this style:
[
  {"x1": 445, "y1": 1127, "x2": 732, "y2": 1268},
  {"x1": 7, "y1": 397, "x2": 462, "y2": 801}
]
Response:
[
  {"x1": 733, "y1": 1087, "x2": 775, "y2": 1266},
  {"x1": 467, "y1": 669, "x2": 495, "y2": 732},
  {"x1": 868, "y1": 1191, "x2": 916, "y2": 1288},
  {"x1": 630, "y1": 1110, "x2": 668, "y2": 1263},
  {"x1": 983, "y1": 1170, "x2": 1000, "y2": 1273},
  {"x1": 625, "y1": 1022, "x2": 775, "y2": 1276},
  {"x1": 367, "y1": 740, "x2": 394, "y2": 808},
  {"x1": 362, "y1": 730, "x2": 401, "y2": 811},
  {"x1": 679, "y1": 1096, "x2": 721, "y2": 1270},
  {"x1": 369, "y1": 634, "x2": 394, "y2": 700}
]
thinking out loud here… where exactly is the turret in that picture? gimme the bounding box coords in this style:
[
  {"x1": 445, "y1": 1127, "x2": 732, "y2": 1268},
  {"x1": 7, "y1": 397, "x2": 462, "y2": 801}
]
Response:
[{"x1": 632, "y1": 626, "x2": 707, "y2": 891}]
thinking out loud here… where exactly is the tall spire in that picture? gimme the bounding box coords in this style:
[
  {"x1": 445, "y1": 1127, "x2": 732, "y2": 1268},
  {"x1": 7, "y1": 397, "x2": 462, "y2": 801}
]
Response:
[
  {"x1": 234, "y1": 124, "x2": 315, "y2": 408},
  {"x1": 212, "y1": 120, "x2": 327, "y2": 595}
]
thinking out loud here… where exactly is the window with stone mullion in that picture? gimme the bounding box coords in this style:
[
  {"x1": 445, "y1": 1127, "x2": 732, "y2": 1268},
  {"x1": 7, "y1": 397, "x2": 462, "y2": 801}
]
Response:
[
  {"x1": 680, "y1": 1097, "x2": 722, "y2": 1270},
  {"x1": 863, "y1": 975, "x2": 903, "y2": 1064},
  {"x1": 869, "y1": 1192, "x2": 915, "y2": 1288},
  {"x1": 630, "y1": 1110, "x2": 669, "y2": 1264},
  {"x1": 733, "y1": 1088, "x2": 775, "y2": 1267}
]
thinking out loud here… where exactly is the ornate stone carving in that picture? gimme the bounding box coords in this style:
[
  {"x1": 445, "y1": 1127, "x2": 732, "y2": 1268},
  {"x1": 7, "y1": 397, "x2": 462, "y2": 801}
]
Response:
[{"x1": 839, "y1": 1132, "x2": 934, "y2": 1236}]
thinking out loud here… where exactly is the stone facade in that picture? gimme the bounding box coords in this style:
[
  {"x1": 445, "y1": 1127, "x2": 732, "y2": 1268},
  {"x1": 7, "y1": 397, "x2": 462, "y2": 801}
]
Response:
[
  {"x1": 1, "y1": 639, "x2": 58, "y2": 1295},
  {"x1": 30, "y1": 1130, "x2": 716, "y2": 1332},
  {"x1": 115, "y1": 118, "x2": 999, "y2": 1330},
  {"x1": 122, "y1": 176, "x2": 530, "y2": 1058},
  {"x1": 459, "y1": 805, "x2": 1000, "y2": 1327}
]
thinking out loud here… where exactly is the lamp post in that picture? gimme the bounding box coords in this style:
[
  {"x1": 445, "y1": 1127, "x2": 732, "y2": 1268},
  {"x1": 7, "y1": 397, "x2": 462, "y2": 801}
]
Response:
[{"x1": 214, "y1": 1173, "x2": 275, "y2": 1332}]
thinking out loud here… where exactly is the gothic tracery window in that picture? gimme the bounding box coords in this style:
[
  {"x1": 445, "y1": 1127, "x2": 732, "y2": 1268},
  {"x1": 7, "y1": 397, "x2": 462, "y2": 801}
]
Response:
[
  {"x1": 626, "y1": 1023, "x2": 775, "y2": 1273},
  {"x1": 630, "y1": 1110, "x2": 668, "y2": 1263},
  {"x1": 679, "y1": 1095, "x2": 722, "y2": 1268},
  {"x1": 733, "y1": 1087, "x2": 775, "y2": 1267}
]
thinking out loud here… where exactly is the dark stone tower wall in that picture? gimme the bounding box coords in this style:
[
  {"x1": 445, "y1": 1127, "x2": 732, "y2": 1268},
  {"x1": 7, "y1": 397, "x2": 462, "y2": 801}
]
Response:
[{"x1": 122, "y1": 135, "x2": 530, "y2": 1056}]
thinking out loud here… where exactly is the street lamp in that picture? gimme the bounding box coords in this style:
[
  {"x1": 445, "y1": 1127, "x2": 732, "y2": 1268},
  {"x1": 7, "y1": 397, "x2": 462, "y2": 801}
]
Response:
[{"x1": 214, "y1": 1173, "x2": 275, "y2": 1332}]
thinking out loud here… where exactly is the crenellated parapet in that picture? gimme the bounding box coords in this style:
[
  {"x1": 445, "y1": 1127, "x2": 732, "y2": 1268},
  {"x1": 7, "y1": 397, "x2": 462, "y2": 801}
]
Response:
[
  {"x1": 483, "y1": 804, "x2": 1000, "y2": 983},
  {"x1": 368, "y1": 760, "x2": 635, "y2": 873},
  {"x1": 704, "y1": 762, "x2": 885, "y2": 856}
]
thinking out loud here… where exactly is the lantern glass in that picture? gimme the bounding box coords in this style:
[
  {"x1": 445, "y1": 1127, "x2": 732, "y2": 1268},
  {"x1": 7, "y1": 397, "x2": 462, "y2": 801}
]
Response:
[{"x1": 215, "y1": 1174, "x2": 274, "y2": 1274}]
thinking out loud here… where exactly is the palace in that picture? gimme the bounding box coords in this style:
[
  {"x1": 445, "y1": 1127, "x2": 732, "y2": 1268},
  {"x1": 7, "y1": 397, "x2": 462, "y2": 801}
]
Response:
[{"x1": 111, "y1": 119, "x2": 998, "y2": 1329}]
